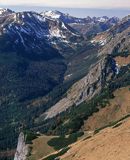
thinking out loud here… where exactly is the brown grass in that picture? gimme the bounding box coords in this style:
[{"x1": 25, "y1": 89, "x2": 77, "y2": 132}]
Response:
[
  {"x1": 28, "y1": 135, "x2": 57, "y2": 160},
  {"x1": 114, "y1": 55, "x2": 130, "y2": 66},
  {"x1": 83, "y1": 86, "x2": 130, "y2": 131},
  {"x1": 61, "y1": 117, "x2": 130, "y2": 160}
]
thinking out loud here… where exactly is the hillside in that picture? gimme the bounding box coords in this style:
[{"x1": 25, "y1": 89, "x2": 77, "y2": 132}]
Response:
[
  {"x1": 36, "y1": 13, "x2": 130, "y2": 137},
  {"x1": 60, "y1": 116, "x2": 130, "y2": 160},
  {"x1": 83, "y1": 86, "x2": 130, "y2": 131},
  {"x1": 18, "y1": 86, "x2": 130, "y2": 160}
]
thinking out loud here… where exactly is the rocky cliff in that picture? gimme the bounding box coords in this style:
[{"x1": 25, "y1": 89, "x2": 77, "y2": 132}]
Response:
[{"x1": 44, "y1": 54, "x2": 117, "y2": 120}]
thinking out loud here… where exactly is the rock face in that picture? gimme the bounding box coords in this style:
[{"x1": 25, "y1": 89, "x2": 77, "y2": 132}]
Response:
[
  {"x1": 14, "y1": 132, "x2": 28, "y2": 160},
  {"x1": 44, "y1": 55, "x2": 116, "y2": 119}
]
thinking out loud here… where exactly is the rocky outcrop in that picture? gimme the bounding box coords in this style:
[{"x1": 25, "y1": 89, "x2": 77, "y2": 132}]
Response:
[
  {"x1": 14, "y1": 132, "x2": 28, "y2": 160},
  {"x1": 44, "y1": 55, "x2": 116, "y2": 120}
]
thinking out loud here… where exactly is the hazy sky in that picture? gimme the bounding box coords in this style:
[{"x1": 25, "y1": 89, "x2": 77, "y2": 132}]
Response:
[
  {"x1": 1, "y1": 0, "x2": 130, "y2": 18},
  {"x1": 1, "y1": 0, "x2": 130, "y2": 9}
]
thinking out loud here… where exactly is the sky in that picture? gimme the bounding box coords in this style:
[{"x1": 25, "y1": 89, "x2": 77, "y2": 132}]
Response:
[
  {"x1": 1, "y1": 0, "x2": 130, "y2": 8},
  {"x1": 0, "y1": 0, "x2": 130, "y2": 18}
]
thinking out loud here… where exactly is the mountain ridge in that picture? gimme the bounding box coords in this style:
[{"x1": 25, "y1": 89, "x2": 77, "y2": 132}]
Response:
[{"x1": 42, "y1": 10, "x2": 120, "y2": 37}]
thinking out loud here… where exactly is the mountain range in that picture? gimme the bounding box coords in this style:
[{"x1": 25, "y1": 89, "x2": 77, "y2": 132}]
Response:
[
  {"x1": 42, "y1": 10, "x2": 119, "y2": 37},
  {"x1": 0, "y1": 8, "x2": 130, "y2": 160}
]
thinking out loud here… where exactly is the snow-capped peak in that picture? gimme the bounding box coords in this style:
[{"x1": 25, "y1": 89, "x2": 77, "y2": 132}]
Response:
[
  {"x1": 97, "y1": 17, "x2": 107, "y2": 22},
  {"x1": 0, "y1": 8, "x2": 13, "y2": 16},
  {"x1": 0, "y1": 10, "x2": 83, "y2": 56},
  {"x1": 41, "y1": 10, "x2": 62, "y2": 19}
]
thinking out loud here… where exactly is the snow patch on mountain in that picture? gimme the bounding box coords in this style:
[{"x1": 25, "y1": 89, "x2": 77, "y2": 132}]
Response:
[
  {"x1": 0, "y1": 9, "x2": 83, "y2": 55},
  {"x1": 0, "y1": 8, "x2": 13, "y2": 16},
  {"x1": 42, "y1": 10, "x2": 61, "y2": 19}
]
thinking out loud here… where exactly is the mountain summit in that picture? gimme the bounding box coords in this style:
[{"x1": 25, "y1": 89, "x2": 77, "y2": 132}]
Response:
[{"x1": 0, "y1": 8, "x2": 14, "y2": 16}]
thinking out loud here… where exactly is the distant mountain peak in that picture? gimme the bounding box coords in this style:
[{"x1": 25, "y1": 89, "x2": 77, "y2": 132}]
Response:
[
  {"x1": 42, "y1": 10, "x2": 119, "y2": 25},
  {"x1": 41, "y1": 10, "x2": 63, "y2": 19},
  {"x1": 0, "y1": 8, "x2": 14, "y2": 16},
  {"x1": 0, "y1": 10, "x2": 83, "y2": 59}
]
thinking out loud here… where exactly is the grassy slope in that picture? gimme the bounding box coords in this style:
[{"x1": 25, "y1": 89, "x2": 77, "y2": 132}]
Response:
[
  {"x1": 83, "y1": 86, "x2": 130, "y2": 131},
  {"x1": 60, "y1": 116, "x2": 130, "y2": 160},
  {"x1": 28, "y1": 132, "x2": 84, "y2": 160},
  {"x1": 28, "y1": 135, "x2": 56, "y2": 160}
]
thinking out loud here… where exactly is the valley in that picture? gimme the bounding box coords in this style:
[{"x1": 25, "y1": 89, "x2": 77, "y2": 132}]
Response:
[{"x1": 0, "y1": 7, "x2": 130, "y2": 160}]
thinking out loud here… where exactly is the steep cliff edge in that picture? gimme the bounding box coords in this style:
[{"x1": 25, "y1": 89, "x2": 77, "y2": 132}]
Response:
[{"x1": 14, "y1": 132, "x2": 28, "y2": 160}]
